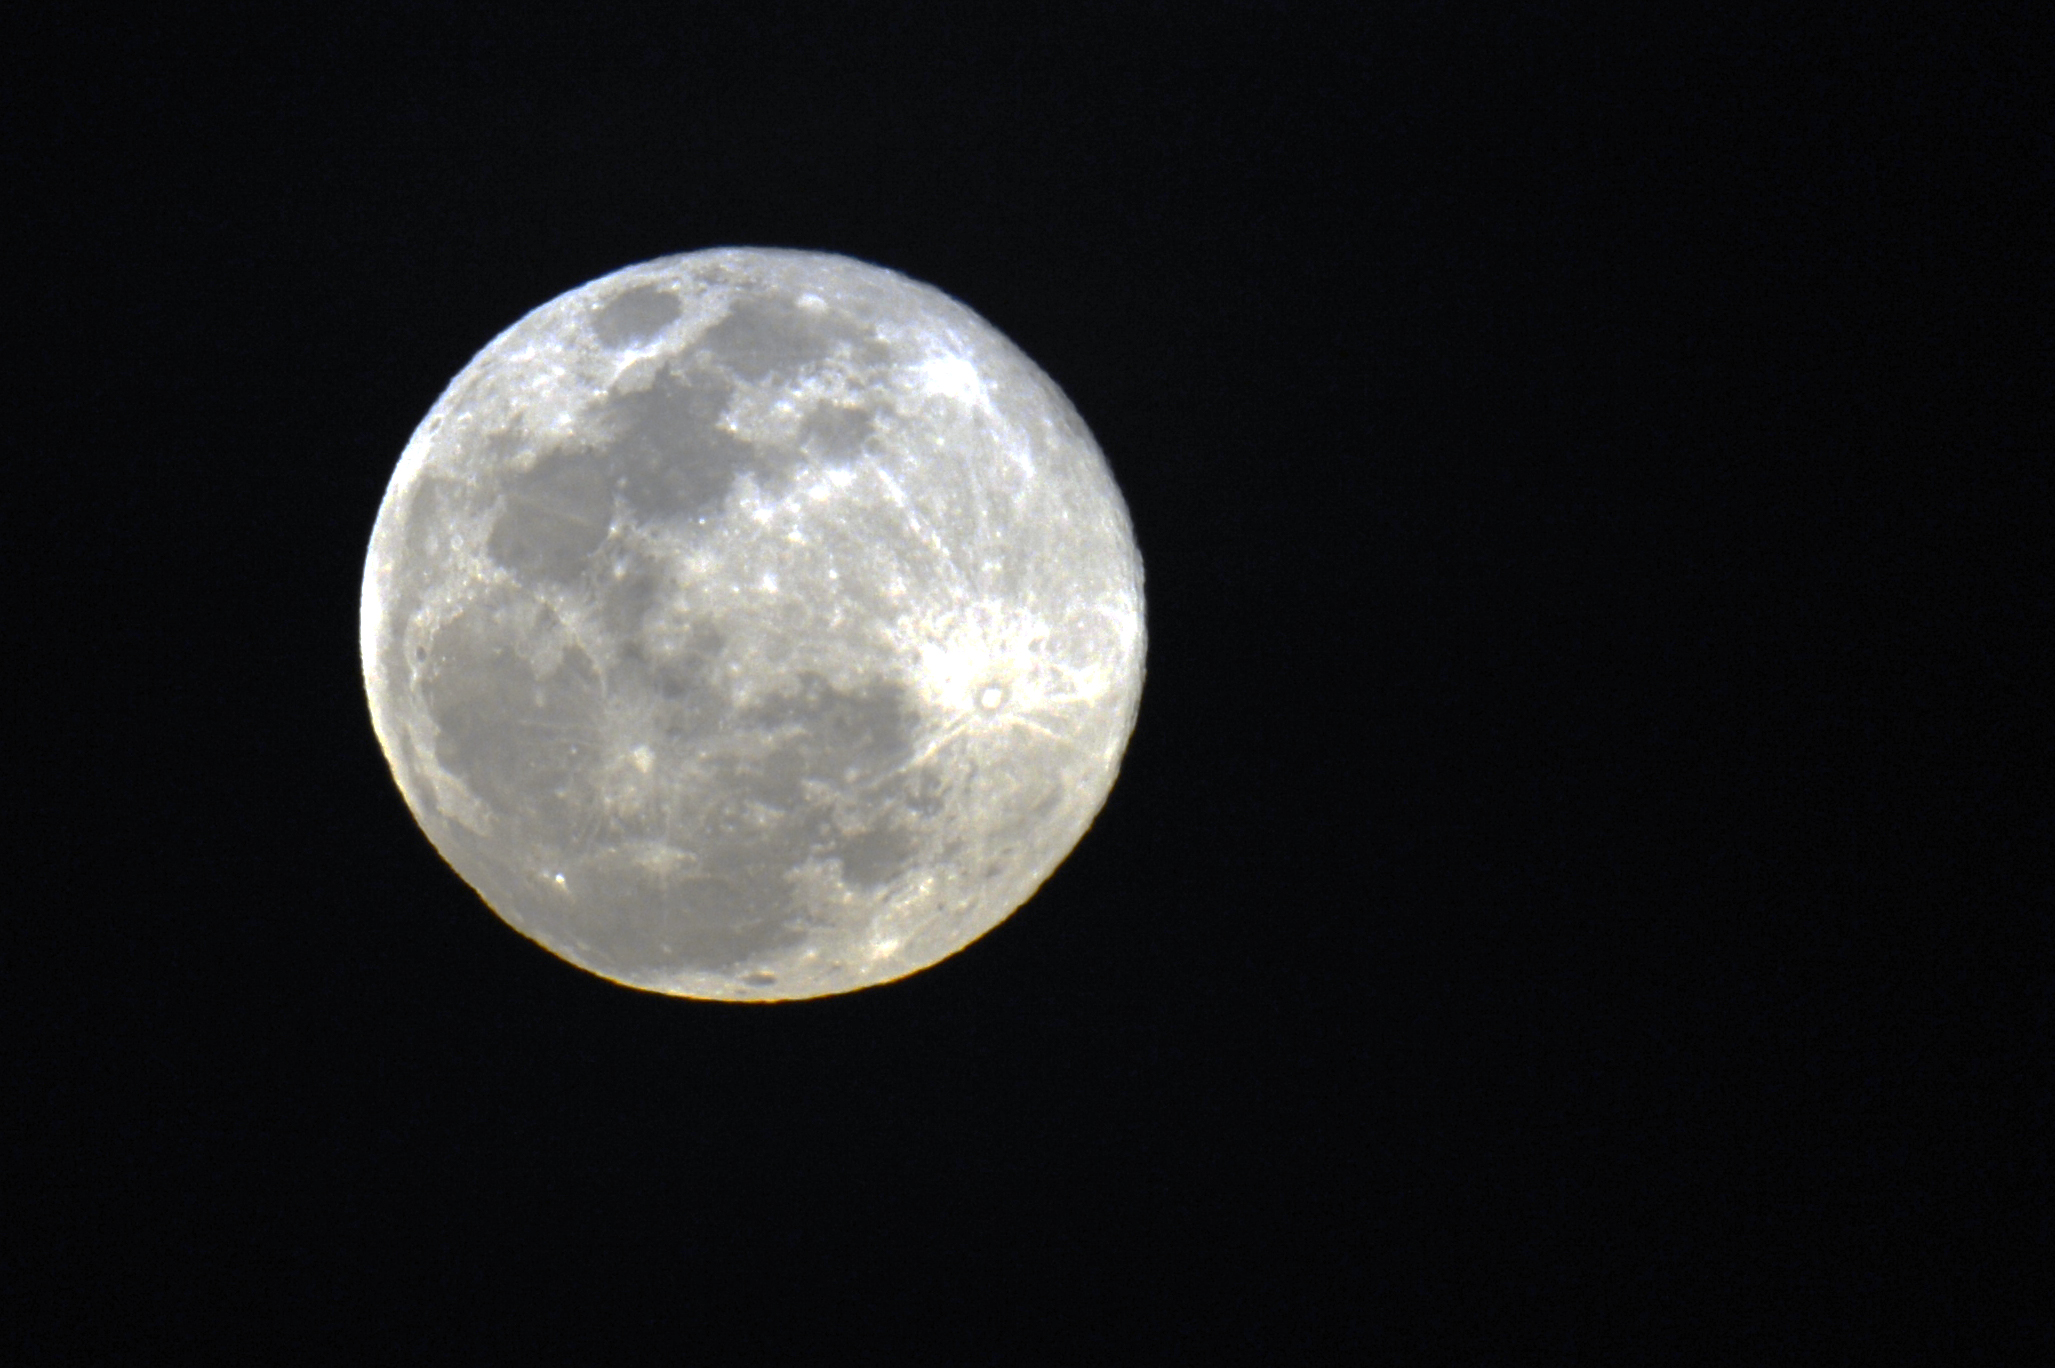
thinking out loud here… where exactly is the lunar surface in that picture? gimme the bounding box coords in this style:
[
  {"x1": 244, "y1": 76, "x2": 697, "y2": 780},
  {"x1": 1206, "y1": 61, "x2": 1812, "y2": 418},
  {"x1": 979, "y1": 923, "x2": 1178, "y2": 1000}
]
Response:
[{"x1": 360, "y1": 249, "x2": 1145, "y2": 1000}]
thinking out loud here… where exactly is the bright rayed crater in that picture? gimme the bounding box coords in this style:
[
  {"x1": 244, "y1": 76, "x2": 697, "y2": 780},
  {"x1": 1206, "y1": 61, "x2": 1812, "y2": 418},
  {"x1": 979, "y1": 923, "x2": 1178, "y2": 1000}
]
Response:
[{"x1": 360, "y1": 249, "x2": 1145, "y2": 1000}]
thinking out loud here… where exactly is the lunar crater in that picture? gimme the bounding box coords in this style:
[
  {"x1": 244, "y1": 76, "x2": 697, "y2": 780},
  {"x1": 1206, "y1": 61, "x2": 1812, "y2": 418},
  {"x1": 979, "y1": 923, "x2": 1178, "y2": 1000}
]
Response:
[{"x1": 363, "y1": 249, "x2": 1144, "y2": 999}]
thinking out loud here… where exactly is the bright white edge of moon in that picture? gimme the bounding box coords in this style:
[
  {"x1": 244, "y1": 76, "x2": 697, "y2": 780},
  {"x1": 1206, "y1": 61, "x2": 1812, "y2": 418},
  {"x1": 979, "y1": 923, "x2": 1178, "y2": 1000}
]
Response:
[{"x1": 360, "y1": 248, "x2": 1145, "y2": 1001}]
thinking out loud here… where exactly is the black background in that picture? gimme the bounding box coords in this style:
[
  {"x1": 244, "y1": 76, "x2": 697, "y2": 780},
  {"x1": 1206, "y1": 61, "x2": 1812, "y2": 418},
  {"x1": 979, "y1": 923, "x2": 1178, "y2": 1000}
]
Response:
[{"x1": 11, "y1": 3, "x2": 2047, "y2": 1357}]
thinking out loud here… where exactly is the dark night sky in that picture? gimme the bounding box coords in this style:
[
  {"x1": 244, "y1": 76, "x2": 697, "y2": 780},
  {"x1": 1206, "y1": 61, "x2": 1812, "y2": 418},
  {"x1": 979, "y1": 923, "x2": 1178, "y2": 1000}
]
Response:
[{"x1": 10, "y1": 3, "x2": 2046, "y2": 1357}]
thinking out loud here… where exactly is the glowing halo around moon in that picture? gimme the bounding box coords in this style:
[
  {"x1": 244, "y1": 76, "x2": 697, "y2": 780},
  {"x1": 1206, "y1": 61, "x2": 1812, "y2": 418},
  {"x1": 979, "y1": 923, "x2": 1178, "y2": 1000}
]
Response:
[{"x1": 360, "y1": 249, "x2": 1146, "y2": 1001}]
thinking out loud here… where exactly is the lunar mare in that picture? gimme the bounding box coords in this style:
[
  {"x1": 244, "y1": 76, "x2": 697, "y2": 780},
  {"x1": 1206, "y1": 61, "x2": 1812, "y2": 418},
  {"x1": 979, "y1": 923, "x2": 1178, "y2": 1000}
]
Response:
[{"x1": 360, "y1": 249, "x2": 1145, "y2": 1000}]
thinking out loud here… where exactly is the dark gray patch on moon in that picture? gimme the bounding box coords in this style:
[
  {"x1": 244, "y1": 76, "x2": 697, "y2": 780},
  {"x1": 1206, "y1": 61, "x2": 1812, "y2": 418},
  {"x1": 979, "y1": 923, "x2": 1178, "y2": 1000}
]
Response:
[
  {"x1": 800, "y1": 402, "x2": 877, "y2": 463},
  {"x1": 485, "y1": 450, "x2": 614, "y2": 582},
  {"x1": 552, "y1": 672, "x2": 927, "y2": 980},
  {"x1": 596, "y1": 369, "x2": 755, "y2": 523},
  {"x1": 830, "y1": 824, "x2": 917, "y2": 889},
  {"x1": 592, "y1": 286, "x2": 682, "y2": 346},
  {"x1": 420, "y1": 591, "x2": 602, "y2": 830},
  {"x1": 740, "y1": 673, "x2": 915, "y2": 779},
  {"x1": 561, "y1": 852, "x2": 804, "y2": 984},
  {"x1": 696, "y1": 295, "x2": 885, "y2": 383},
  {"x1": 605, "y1": 622, "x2": 728, "y2": 747},
  {"x1": 594, "y1": 557, "x2": 662, "y2": 640},
  {"x1": 421, "y1": 604, "x2": 931, "y2": 980}
]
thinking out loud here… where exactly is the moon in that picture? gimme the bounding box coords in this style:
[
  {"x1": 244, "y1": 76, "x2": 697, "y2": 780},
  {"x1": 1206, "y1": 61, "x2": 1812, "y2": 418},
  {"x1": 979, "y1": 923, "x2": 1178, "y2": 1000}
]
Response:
[{"x1": 360, "y1": 249, "x2": 1146, "y2": 1000}]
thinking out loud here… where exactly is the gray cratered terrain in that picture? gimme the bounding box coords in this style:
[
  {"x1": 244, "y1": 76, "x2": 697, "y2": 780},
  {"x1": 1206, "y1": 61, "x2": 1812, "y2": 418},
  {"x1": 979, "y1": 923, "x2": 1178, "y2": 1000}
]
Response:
[{"x1": 360, "y1": 249, "x2": 1145, "y2": 1000}]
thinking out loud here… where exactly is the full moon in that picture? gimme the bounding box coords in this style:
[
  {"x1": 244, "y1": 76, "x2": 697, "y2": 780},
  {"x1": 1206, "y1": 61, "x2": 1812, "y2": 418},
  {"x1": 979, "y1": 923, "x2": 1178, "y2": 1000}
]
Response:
[{"x1": 360, "y1": 249, "x2": 1146, "y2": 1000}]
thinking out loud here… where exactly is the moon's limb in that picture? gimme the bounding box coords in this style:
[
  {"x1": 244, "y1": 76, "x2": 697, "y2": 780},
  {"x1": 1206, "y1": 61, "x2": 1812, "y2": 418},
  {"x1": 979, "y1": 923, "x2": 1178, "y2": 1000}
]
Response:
[{"x1": 360, "y1": 249, "x2": 1145, "y2": 1000}]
